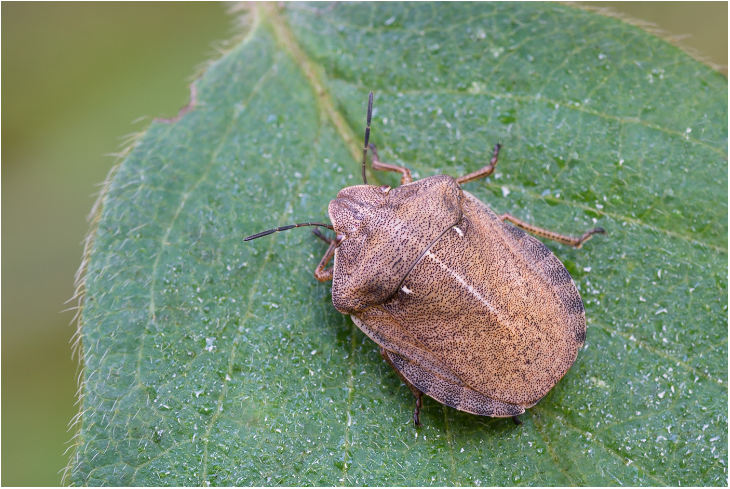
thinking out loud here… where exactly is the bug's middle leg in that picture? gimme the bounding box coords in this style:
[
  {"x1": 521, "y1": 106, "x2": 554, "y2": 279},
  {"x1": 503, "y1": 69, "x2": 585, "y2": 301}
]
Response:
[
  {"x1": 499, "y1": 213, "x2": 605, "y2": 248},
  {"x1": 456, "y1": 143, "x2": 501, "y2": 184},
  {"x1": 369, "y1": 143, "x2": 413, "y2": 185},
  {"x1": 380, "y1": 346, "x2": 424, "y2": 427}
]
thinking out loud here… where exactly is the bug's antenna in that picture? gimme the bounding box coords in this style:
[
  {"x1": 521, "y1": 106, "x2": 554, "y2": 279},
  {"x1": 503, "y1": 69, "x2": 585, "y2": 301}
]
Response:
[
  {"x1": 361, "y1": 91, "x2": 373, "y2": 184},
  {"x1": 244, "y1": 222, "x2": 335, "y2": 241}
]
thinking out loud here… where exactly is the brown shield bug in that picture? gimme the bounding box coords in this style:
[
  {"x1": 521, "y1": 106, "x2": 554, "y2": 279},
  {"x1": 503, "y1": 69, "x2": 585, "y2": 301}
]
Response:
[{"x1": 245, "y1": 92, "x2": 604, "y2": 427}]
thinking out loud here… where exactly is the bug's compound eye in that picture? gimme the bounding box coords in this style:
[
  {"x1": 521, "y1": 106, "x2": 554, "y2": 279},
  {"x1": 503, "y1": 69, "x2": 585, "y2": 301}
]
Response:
[{"x1": 379, "y1": 185, "x2": 391, "y2": 194}]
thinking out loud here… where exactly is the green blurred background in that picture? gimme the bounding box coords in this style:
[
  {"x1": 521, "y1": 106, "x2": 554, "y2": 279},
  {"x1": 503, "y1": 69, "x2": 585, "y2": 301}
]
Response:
[{"x1": 1, "y1": 2, "x2": 726, "y2": 486}]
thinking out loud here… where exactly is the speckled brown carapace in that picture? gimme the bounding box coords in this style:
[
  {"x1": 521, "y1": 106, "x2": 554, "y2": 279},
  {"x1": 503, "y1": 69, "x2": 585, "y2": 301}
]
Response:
[{"x1": 329, "y1": 175, "x2": 588, "y2": 419}]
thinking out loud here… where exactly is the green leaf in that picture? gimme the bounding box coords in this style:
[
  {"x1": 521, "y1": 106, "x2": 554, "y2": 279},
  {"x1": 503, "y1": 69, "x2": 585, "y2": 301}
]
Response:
[{"x1": 70, "y1": 3, "x2": 727, "y2": 485}]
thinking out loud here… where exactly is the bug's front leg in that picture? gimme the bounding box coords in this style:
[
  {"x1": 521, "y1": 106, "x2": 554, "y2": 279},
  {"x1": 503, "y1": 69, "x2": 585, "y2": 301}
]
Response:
[
  {"x1": 369, "y1": 143, "x2": 413, "y2": 185},
  {"x1": 379, "y1": 347, "x2": 424, "y2": 427},
  {"x1": 456, "y1": 143, "x2": 501, "y2": 184},
  {"x1": 313, "y1": 231, "x2": 342, "y2": 282},
  {"x1": 312, "y1": 227, "x2": 333, "y2": 245}
]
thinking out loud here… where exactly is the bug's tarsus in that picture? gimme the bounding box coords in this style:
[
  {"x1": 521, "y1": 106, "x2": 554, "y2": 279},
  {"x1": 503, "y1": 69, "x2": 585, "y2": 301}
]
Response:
[
  {"x1": 456, "y1": 142, "x2": 502, "y2": 184},
  {"x1": 512, "y1": 415, "x2": 523, "y2": 426},
  {"x1": 413, "y1": 394, "x2": 423, "y2": 428},
  {"x1": 369, "y1": 142, "x2": 414, "y2": 185},
  {"x1": 243, "y1": 222, "x2": 334, "y2": 241},
  {"x1": 362, "y1": 91, "x2": 374, "y2": 184},
  {"x1": 575, "y1": 227, "x2": 606, "y2": 248}
]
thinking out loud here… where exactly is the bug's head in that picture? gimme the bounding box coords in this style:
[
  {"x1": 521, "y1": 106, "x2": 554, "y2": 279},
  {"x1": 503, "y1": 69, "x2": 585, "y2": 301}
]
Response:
[{"x1": 328, "y1": 175, "x2": 463, "y2": 314}]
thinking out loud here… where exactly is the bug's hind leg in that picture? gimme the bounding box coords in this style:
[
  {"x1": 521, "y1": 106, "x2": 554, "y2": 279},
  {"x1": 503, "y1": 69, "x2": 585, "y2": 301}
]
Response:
[
  {"x1": 456, "y1": 143, "x2": 501, "y2": 184},
  {"x1": 380, "y1": 347, "x2": 424, "y2": 427},
  {"x1": 369, "y1": 143, "x2": 413, "y2": 185},
  {"x1": 499, "y1": 213, "x2": 605, "y2": 248}
]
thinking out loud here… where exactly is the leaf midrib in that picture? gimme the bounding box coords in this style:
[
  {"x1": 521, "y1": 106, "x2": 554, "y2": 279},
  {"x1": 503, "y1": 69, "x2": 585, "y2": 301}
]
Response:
[
  {"x1": 261, "y1": 3, "x2": 362, "y2": 164},
  {"x1": 255, "y1": 5, "x2": 472, "y2": 483}
]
